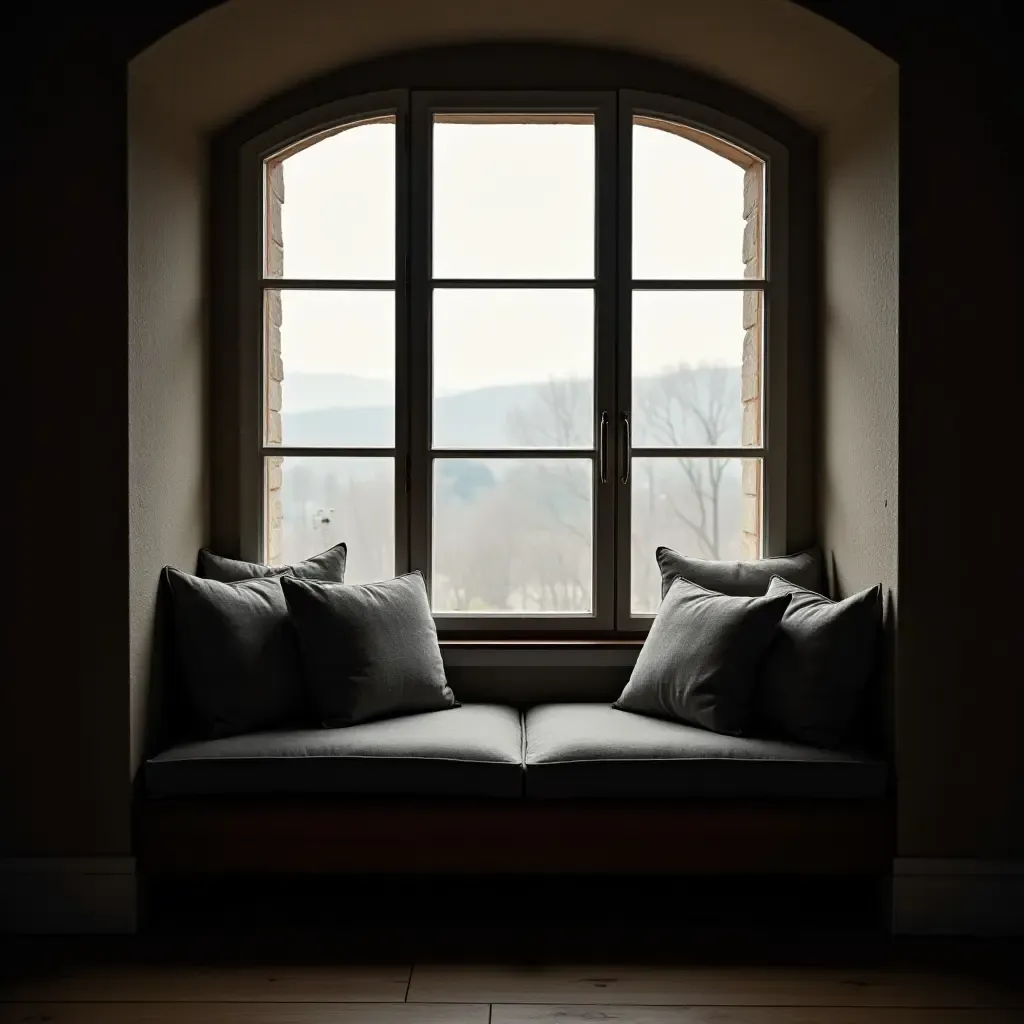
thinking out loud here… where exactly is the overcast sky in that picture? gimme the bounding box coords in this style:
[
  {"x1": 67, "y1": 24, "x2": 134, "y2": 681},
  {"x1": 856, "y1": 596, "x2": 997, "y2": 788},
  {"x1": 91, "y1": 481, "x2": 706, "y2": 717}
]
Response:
[{"x1": 277, "y1": 120, "x2": 750, "y2": 392}]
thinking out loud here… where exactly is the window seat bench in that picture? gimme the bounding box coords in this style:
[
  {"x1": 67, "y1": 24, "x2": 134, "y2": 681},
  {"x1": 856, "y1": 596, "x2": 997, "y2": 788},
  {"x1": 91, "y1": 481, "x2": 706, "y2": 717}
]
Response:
[{"x1": 137, "y1": 702, "x2": 889, "y2": 876}]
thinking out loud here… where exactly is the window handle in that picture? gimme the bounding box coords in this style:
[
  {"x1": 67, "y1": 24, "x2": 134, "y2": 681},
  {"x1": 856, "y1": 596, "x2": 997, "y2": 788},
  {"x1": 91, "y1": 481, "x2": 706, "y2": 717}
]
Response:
[
  {"x1": 599, "y1": 411, "x2": 610, "y2": 484},
  {"x1": 620, "y1": 411, "x2": 632, "y2": 485}
]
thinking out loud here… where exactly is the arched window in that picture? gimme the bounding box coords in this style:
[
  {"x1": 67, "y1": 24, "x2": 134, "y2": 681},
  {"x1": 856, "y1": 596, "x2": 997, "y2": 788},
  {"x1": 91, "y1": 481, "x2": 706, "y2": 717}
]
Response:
[{"x1": 237, "y1": 85, "x2": 788, "y2": 633}]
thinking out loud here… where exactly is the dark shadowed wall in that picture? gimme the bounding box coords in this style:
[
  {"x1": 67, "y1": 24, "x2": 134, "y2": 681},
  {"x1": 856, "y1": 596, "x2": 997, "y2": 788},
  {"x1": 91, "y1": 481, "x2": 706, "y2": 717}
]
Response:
[{"x1": 4, "y1": 2, "x2": 1019, "y2": 862}]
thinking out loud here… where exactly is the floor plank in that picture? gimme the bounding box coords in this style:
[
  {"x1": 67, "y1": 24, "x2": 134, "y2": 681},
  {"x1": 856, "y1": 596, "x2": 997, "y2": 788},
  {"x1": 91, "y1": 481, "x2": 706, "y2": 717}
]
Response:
[
  {"x1": 0, "y1": 1006, "x2": 487, "y2": 1024},
  {"x1": 3, "y1": 965, "x2": 410, "y2": 1003},
  {"x1": 408, "y1": 965, "x2": 1022, "y2": 1008},
  {"x1": 492, "y1": 1009, "x2": 1023, "y2": 1024}
]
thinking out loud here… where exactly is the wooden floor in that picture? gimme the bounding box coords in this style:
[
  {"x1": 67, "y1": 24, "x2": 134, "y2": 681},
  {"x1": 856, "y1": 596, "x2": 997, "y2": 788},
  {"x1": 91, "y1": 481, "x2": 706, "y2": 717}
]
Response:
[{"x1": 2, "y1": 939, "x2": 1021, "y2": 1023}]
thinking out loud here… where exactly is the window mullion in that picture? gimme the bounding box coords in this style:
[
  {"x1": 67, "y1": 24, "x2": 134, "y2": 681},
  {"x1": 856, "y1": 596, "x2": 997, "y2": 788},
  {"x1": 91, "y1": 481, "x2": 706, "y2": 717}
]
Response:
[
  {"x1": 394, "y1": 92, "x2": 412, "y2": 577},
  {"x1": 613, "y1": 91, "x2": 634, "y2": 631},
  {"x1": 408, "y1": 93, "x2": 433, "y2": 587},
  {"x1": 593, "y1": 91, "x2": 618, "y2": 632}
]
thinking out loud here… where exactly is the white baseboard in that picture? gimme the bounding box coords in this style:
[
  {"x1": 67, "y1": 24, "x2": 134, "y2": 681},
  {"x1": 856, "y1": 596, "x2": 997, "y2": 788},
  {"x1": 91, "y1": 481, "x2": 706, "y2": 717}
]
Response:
[
  {"x1": 1, "y1": 857, "x2": 137, "y2": 934},
  {"x1": 893, "y1": 858, "x2": 1024, "y2": 936}
]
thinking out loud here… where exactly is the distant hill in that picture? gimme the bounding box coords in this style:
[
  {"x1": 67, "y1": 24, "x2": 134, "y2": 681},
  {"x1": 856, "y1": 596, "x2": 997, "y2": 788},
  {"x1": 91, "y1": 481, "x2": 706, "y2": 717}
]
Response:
[
  {"x1": 280, "y1": 378, "x2": 585, "y2": 448},
  {"x1": 279, "y1": 367, "x2": 742, "y2": 449},
  {"x1": 282, "y1": 372, "x2": 396, "y2": 412}
]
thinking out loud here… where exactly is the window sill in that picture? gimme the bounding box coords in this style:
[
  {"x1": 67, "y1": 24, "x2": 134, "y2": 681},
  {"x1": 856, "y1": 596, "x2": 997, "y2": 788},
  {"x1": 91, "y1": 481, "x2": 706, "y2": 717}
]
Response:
[
  {"x1": 439, "y1": 638, "x2": 645, "y2": 646},
  {"x1": 439, "y1": 638, "x2": 644, "y2": 668}
]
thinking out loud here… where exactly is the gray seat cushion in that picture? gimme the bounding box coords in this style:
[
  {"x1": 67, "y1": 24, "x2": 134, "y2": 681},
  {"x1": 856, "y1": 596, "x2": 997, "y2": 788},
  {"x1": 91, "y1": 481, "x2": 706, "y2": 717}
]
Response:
[
  {"x1": 146, "y1": 704, "x2": 523, "y2": 798},
  {"x1": 524, "y1": 704, "x2": 887, "y2": 800}
]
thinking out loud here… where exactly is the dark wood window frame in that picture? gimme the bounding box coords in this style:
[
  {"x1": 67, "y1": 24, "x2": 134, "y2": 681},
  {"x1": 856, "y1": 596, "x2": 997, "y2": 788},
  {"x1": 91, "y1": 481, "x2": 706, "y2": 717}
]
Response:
[{"x1": 213, "y1": 44, "x2": 813, "y2": 642}]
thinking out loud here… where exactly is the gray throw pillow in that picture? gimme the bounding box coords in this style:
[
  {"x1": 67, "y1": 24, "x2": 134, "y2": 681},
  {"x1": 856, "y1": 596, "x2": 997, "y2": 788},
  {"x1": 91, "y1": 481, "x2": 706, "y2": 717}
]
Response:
[
  {"x1": 162, "y1": 567, "x2": 306, "y2": 739},
  {"x1": 197, "y1": 542, "x2": 347, "y2": 584},
  {"x1": 656, "y1": 545, "x2": 821, "y2": 600},
  {"x1": 758, "y1": 576, "x2": 881, "y2": 748},
  {"x1": 614, "y1": 577, "x2": 792, "y2": 736},
  {"x1": 281, "y1": 572, "x2": 457, "y2": 727}
]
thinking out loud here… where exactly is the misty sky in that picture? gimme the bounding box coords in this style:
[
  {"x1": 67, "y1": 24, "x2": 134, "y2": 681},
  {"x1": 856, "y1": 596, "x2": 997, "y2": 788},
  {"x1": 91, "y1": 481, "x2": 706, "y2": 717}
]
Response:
[{"x1": 275, "y1": 119, "x2": 751, "y2": 393}]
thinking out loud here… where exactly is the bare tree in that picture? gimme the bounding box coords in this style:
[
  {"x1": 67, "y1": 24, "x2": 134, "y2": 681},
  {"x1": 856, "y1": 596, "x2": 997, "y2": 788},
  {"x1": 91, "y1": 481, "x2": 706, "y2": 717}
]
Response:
[
  {"x1": 433, "y1": 481, "x2": 513, "y2": 611},
  {"x1": 334, "y1": 470, "x2": 394, "y2": 584},
  {"x1": 636, "y1": 364, "x2": 740, "y2": 560},
  {"x1": 506, "y1": 459, "x2": 591, "y2": 611},
  {"x1": 505, "y1": 379, "x2": 592, "y2": 611},
  {"x1": 504, "y1": 368, "x2": 743, "y2": 612},
  {"x1": 279, "y1": 463, "x2": 394, "y2": 582}
]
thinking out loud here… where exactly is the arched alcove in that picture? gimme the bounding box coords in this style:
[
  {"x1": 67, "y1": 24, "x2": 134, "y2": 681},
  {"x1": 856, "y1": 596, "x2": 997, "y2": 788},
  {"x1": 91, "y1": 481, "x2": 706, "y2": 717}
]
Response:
[
  {"x1": 126, "y1": 1, "x2": 898, "y2": 875},
  {"x1": 11, "y1": 0, "x2": 1020, "y2": 942}
]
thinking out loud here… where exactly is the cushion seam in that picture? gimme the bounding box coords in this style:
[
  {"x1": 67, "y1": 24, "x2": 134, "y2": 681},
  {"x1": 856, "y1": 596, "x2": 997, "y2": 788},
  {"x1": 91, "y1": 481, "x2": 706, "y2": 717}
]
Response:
[
  {"x1": 524, "y1": 754, "x2": 883, "y2": 767},
  {"x1": 149, "y1": 753, "x2": 523, "y2": 767}
]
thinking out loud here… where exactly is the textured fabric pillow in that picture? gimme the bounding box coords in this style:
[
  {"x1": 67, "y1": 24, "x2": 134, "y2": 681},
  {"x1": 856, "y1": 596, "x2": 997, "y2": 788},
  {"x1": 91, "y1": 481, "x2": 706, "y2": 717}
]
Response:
[
  {"x1": 162, "y1": 567, "x2": 306, "y2": 739},
  {"x1": 281, "y1": 572, "x2": 457, "y2": 727},
  {"x1": 657, "y1": 545, "x2": 822, "y2": 600},
  {"x1": 758, "y1": 576, "x2": 881, "y2": 748},
  {"x1": 614, "y1": 577, "x2": 792, "y2": 736},
  {"x1": 197, "y1": 542, "x2": 347, "y2": 584}
]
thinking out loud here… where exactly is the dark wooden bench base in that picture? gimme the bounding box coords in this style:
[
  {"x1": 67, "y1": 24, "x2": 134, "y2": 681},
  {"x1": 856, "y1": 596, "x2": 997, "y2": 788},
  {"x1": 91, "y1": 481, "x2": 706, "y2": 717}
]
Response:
[{"x1": 136, "y1": 797, "x2": 891, "y2": 875}]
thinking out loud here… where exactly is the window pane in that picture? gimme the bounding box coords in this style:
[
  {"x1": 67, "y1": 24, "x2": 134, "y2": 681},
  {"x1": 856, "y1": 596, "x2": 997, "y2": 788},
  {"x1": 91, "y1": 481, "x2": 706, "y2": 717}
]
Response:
[
  {"x1": 432, "y1": 458, "x2": 593, "y2": 613},
  {"x1": 633, "y1": 117, "x2": 760, "y2": 280},
  {"x1": 265, "y1": 290, "x2": 394, "y2": 448},
  {"x1": 631, "y1": 291, "x2": 760, "y2": 448},
  {"x1": 433, "y1": 116, "x2": 594, "y2": 279},
  {"x1": 266, "y1": 456, "x2": 394, "y2": 584},
  {"x1": 630, "y1": 456, "x2": 760, "y2": 613},
  {"x1": 265, "y1": 117, "x2": 395, "y2": 280},
  {"x1": 433, "y1": 289, "x2": 594, "y2": 449}
]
